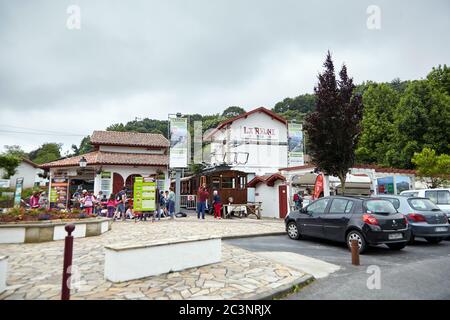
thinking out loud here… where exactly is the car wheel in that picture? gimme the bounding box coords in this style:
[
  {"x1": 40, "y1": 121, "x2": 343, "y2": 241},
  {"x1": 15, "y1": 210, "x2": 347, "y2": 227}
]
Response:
[
  {"x1": 408, "y1": 234, "x2": 415, "y2": 244},
  {"x1": 346, "y1": 230, "x2": 367, "y2": 254},
  {"x1": 387, "y1": 243, "x2": 406, "y2": 250},
  {"x1": 425, "y1": 237, "x2": 443, "y2": 244},
  {"x1": 287, "y1": 221, "x2": 301, "y2": 240}
]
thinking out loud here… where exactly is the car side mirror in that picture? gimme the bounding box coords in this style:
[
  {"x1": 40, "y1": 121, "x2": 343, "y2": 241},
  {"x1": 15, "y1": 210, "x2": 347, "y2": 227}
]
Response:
[{"x1": 300, "y1": 207, "x2": 308, "y2": 215}]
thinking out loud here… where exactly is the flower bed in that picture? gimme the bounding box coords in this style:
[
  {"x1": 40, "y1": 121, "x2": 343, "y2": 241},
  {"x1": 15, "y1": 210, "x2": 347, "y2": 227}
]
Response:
[
  {"x1": 0, "y1": 215, "x2": 112, "y2": 244},
  {"x1": 0, "y1": 207, "x2": 96, "y2": 223}
]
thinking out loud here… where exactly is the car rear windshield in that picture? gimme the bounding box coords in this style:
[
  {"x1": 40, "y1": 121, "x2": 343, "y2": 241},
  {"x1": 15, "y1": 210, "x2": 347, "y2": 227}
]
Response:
[
  {"x1": 408, "y1": 198, "x2": 440, "y2": 211},
  {"x1": 364, "y1": 199, "x2": 397, "y2": 215},
  {"x1": 380, "y1": 198, "x2": 400, "y2": 209}
]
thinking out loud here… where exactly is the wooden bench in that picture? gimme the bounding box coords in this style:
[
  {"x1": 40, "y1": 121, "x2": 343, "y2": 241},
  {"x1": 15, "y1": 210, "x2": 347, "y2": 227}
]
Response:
[
  {"x1": 222, "y1": 203, "x2": 262, "y2": 219},
  {"x1": 104, "y1": 236, "x2": 221, "y2": 283},
  {"x1": 0, "y1": 256, "x2": 7, "y2": 294}
]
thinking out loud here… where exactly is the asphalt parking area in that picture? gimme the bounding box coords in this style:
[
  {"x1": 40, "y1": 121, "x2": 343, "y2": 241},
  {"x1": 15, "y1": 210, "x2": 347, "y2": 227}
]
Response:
[{"x1": 226, "y1": 235, "x2": 450, "y2": 299}]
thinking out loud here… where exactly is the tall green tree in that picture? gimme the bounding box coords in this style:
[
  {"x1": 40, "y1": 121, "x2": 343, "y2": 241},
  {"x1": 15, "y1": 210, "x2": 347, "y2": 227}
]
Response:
[
  {"x1": 71, "y1": 136, "x2": 94, "y2": 156},
  {"x1": 0, "y1": 154, "x2": 21, "y2": 179},
  {"x1": 221, "y1": 106, "x2": 246, "y2": 118},
  {"x1": 387, "y1": 80, "x2": 450, "y2": 168},
  {"x1": 412, "y1": 148, "x2": 450, "y2": 188},
  {"x1": 304, "y1": 52, "x2": 363, "y2": 193},
  {"x1": 3, "y1": 145, "x2": 28, "y2": 159},
  {"x1": 356, "y1": 84, "x2": 400, "y2": 165},
  {"x1": 427, "y1": 64, "x2": 450, "y2": 95},
  {"x1": 29, "y1": 143, "x2": 62, "y2": 164}
]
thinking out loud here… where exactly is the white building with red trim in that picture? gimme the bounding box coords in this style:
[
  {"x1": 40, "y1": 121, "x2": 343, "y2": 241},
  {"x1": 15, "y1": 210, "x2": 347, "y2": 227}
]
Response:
[{"x1": 207, "y1": 106, "x2": 288, "y2": 176}]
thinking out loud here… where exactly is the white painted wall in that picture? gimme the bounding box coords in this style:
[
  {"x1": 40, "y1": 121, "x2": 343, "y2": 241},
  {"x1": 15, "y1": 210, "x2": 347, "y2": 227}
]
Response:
[
  {"x1": 0, "y1": 256, "x2": 7, "y2": 294},
  {"x1": 254, "y1": 180, "x2": 285, "y2": 219},
  {"x1": 0, "y1": 161, "x2": 41, "y2": 189},
  {"x1": 0, "y1": 228, "x2": 25, "y2": 244},
  {"x1": 104, "y1": 238, "x2": 222, "y2": 282},
  {"x1": 209, "y1": 112, "x2": 288, "y2": 176},
  {"x1": 53, "y1": 224, "x2": 87, "y2": 240}
]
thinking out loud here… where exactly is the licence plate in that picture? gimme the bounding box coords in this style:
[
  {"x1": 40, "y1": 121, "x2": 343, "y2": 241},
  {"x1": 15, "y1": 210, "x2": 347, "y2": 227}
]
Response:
[
  {"x1": 435, "y1": 227, "x2": 448, "y2": 232},
  {"x1": 389, "y1": 233, "x2": 403, "y2": 240}
]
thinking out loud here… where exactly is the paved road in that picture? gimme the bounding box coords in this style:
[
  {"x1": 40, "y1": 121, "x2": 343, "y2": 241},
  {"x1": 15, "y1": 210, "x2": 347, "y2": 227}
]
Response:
[{"x1": 225, "y1": 235, "x2": 450, "y2": 299}]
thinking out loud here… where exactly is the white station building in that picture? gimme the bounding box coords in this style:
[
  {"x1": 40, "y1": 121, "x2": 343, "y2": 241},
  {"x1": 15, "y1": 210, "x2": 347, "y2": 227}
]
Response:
[{"x1": 207, "y1": 107, "x2": 289, "y2": 178}]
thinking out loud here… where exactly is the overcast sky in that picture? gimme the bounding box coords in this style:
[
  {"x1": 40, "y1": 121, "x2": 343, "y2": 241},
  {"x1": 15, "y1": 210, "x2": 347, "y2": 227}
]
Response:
[{"x1": 0, "y1": 0, "x2": 449, "y2": 154}]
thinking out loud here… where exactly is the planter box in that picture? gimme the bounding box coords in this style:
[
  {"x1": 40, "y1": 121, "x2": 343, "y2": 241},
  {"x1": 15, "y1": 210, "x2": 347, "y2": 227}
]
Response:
[
  {"x1": 104, "y1": 236, "x2": 222, "y2": 283},
  {"x1": 0, "y1": 218, "x2": 112, "y2": 244},
  {"x1": 0, "y1": 256, "x2": 7, "y2": 294}
]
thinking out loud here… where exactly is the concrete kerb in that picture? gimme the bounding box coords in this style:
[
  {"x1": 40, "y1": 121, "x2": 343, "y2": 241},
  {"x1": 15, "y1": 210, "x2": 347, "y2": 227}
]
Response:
[
  {"x1": 221, "y1": 232, "x2": 286, "y2": 240},
  {"x1": 249, "y1": 274, "x2": 315, "y2": 300}
]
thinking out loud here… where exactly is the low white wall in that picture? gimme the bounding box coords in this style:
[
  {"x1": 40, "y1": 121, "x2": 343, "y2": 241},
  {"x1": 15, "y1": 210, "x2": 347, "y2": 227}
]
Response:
[
  {"x1": 53, "y1": 224, "x2": 87, "y2": 240},
  {"x1": 104, "y1": 237, "x2": 222, "y2": 283},
  {"x1": 0, "y1": 228, "x2": 25, "y2": 244},
  {"x1": 0, "y1": 256, "x2": 7, "y2": 294}
]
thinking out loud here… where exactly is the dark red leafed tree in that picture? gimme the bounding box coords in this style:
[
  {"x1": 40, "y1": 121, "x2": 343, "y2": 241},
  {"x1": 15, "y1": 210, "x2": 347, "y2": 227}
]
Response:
[{"x1": 304, "y1": 51, "x2": 363, "y2": 194}]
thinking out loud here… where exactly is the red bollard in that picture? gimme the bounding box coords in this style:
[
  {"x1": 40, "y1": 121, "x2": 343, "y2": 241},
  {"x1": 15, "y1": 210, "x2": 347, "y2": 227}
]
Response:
[
  {"x1": 351, "y1": 239, "x2": 360, "y2": 266},
  {"x1": 61, "y1": 224, "x2": 75, "y2": 300}
]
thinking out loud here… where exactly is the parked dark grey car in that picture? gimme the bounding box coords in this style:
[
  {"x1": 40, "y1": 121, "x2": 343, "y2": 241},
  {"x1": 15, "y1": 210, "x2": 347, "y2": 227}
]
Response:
[
  {"x1": 375, "y1": 195, "x2": 450, "y2": 244},
  {"x1": 285, "y1": 196, "x2": 410, "y2": 253}
]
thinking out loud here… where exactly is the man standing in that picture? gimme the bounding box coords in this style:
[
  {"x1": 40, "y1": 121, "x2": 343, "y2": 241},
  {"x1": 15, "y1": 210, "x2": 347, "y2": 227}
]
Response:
[
  {"x1": 168, "y1": 187, "x2": 176, "y2": 219},
  {"x1": 116, "y1": 187, "x2": 127, "y2": 221},
  {"x1": 197, "y1": 183, "x2": 209, "y2": 220}
]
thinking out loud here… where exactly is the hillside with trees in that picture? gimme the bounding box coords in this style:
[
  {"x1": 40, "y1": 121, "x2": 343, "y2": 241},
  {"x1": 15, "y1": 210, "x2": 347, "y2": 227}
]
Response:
[{"x1": 3, "y1": 64, "x2": 449, "y2": 174}]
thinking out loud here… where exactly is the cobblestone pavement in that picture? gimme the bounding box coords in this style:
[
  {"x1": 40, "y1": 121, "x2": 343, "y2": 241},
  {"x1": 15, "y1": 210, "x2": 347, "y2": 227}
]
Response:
[{"x1": 0, "y1": 216, "x2": 307, "y2": 300}]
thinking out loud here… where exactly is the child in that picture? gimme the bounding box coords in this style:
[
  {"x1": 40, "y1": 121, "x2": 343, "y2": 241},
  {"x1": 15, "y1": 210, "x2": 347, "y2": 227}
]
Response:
[{"x1": 106, "y1": 194, "x2": 116, "y2": 218}]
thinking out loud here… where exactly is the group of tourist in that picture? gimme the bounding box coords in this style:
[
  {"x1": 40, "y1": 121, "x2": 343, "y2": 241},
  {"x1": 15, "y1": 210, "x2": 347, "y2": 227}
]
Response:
[
  {"x1": 196, "y1": 183, "x2": 222, "y2": 220},
  {"x1": 29, "y1": 191, "x2": 48, "y2": 209}
]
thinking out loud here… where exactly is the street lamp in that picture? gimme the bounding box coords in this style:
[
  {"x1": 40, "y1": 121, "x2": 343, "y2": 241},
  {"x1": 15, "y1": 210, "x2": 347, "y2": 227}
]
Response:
[{"x1": 79, "y1": 156, "x2": 87, "y2": 168}]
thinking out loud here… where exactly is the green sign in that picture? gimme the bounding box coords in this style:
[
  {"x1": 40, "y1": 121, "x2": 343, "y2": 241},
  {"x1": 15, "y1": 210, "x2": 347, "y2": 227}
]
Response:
[
  {"x1": 14, "y1": 178, "x2": 24, "y2": 207},
  {"x1": 133, "y1": 177, "x2": 156, "y2": 211}
]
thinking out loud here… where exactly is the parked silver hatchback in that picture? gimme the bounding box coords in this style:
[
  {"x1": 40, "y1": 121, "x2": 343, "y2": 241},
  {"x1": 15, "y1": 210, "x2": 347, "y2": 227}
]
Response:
[{"x1": 374, "y1": 195, "x2": 450, "y2": 244}]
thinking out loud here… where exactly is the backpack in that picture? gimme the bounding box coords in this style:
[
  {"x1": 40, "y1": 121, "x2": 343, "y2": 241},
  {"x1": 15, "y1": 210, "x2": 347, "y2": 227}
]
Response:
[{"x1": 117, "y1": 191, "x2": 125, "y2": 202}]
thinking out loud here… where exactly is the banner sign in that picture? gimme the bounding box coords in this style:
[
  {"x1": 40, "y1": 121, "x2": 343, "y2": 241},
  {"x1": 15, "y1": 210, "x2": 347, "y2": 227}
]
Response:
[
  {"x1": 313, "y1": 174, "x2": 324, "y2": 200},
  {"x1": 14, "y1": 177, "x2": 24, "y2": 207},
  {"x1": 134, "y1": 177, "x2": 156, "y2": 212},
  {"x1": 100, "y1": 171, "x2": 112, "y2": 196},
  {"x1": 50, "y1": 177, "x2": 69, "y2": 210},
  {"x1": 288, "y1": 123, "x2": 304, "y2": 167},
  {"x1": 169, "y1": 117, "x2": 188, "y2": 168},
  {"x1": 0, "y1": 179, "x2": 10, "y2": 188}
]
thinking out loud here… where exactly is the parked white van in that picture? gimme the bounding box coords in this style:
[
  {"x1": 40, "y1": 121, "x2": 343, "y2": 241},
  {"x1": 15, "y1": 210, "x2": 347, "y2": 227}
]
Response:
[{"x1": 400, "y1": 189, "x2": 450, "y2": 216}]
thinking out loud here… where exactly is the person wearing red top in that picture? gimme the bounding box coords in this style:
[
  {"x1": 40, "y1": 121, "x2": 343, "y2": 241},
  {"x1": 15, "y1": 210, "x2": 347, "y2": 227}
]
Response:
[
  {"x1": 197, "y1": 183, "x2": 209, "y2": 220},
  {"x1": 106, "y1": 194, "x2": 117, "y2": 218},
  {"x1": 29, "y1": 192, "x2": 40, "y2": 209}
]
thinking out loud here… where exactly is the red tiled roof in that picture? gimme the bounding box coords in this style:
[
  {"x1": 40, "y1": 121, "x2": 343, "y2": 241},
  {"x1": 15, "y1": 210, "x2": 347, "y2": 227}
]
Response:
[
  {"x1": 39, "y1": 151, "x2": 168, "y2": 168},
  {"x1": 91, "y1": 131, "x2": 169, "y2": 148},
  {"x1": 21, "y1": 157, "x2": 39, "y2": 168},
  {"x1": 247, "y1": 174, "x2": 286, "y2": 187},
  {"x1": 205, "y1": 107, "x2": 287, "y2": 140}
]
